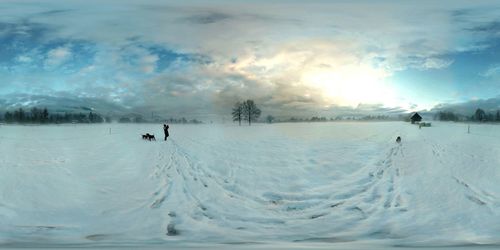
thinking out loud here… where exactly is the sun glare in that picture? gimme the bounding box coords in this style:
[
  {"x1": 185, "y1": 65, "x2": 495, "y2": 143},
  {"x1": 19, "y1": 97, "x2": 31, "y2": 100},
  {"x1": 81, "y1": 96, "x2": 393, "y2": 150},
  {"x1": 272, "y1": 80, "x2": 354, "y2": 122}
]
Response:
[{"x1": 302, "y1": 65, "x2": 397, "y2": 107}]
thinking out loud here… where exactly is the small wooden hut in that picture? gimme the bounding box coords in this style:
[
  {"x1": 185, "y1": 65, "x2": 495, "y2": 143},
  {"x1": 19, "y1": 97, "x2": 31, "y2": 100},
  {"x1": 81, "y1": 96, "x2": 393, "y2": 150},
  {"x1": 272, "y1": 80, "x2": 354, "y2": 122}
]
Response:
[{"x1": 410, "y1": 112, "x2": 422, "y2": 124}]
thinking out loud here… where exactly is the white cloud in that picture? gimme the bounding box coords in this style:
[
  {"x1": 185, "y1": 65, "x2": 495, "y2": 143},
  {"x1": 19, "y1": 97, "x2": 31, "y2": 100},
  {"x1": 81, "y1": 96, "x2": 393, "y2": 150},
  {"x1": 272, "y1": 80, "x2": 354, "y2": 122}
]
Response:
[
  {"x1": 16, "y1": 55, "x2": 32, "y2": 63},
  {"x1": 140, "y1": 54, "x2": 159, "y2": 74},
  {"x1": 45, "y1": 46, "x2": 71, "y2": 67},
  {"x1": 422, "y1": 58, "x2": 454, "y2": 70},
  {"x1": 480, "y1": 64, "x2": 500, "y2": 77},
  {"x1": 2, "y1": 0, "x2": 500, "y2": 116}
]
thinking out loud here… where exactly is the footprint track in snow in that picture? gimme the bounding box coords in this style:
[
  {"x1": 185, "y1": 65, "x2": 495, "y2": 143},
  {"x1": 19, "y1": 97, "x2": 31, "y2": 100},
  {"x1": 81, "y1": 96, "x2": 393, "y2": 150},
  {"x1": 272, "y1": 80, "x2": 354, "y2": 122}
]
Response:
[
  {"x1": 148, "y1": 138, "x2": 411, "y2": 235},
  {"x1": 452, "y1": 176, "x2": 497, "y2": 209},
  {"x1": 365, "y1": 144, "x2": 408, "y2": 212}
]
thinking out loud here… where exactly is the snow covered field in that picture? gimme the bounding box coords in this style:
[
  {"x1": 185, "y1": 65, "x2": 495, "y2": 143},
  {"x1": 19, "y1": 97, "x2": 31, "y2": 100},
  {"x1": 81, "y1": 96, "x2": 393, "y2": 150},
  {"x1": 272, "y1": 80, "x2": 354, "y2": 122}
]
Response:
[{"x1": 1, "y1": 122, "x2": 500, "y2": 249}]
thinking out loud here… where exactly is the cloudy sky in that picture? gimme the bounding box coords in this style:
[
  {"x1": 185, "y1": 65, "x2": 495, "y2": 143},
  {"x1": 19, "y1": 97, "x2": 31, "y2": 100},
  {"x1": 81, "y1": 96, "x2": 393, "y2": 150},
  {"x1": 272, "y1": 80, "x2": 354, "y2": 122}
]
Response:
[{"x1": 1, "y1": 0, "x2": 500, "y2": 119}]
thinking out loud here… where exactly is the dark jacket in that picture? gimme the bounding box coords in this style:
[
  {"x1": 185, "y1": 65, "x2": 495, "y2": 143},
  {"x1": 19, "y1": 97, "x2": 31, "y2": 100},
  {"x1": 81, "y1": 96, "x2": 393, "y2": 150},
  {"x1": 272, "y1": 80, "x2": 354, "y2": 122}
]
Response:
[{"x1": 163, "y1": 125, "x2": 169, "y2": 136}]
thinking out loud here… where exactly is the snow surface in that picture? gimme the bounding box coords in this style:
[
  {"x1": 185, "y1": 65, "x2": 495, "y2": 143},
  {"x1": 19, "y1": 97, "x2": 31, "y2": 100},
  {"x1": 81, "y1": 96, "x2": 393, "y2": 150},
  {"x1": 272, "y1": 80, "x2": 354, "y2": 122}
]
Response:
[{"x1": 1, "y1": 122, "x2": 500, "y2": 249}]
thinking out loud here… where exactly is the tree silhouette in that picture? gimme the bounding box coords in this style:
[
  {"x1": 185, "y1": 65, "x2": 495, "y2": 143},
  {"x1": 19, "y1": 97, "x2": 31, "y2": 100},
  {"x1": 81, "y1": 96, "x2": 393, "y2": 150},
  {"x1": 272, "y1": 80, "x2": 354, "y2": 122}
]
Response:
[
  {"x1": 14, "y1": 108, "x2": 25, "y2": 122},
  {"x1": 266, "y1": 115, "x2": 275, "y2": 123},
  {"x1": 4, "y1": 111, "x2": 12, "y2": 123},
  {"x1": 242, "y1": 100, "x2": 261, "y2": 125},
  {"x1": 42, "y1": 108, "x2": 49, "y2": 123},
  {"x1": 89, "y1": 112, "x2": 104, "y2": 123},
  {"x1": 119, "y1": 117, "x2": 131, "y2": 123},
  {"x1": 474, "y1": 108, "x2": 486, "y2": 122},
  {"x1": 435, "y1": 111, "x2": 459, "y2": 121},
  {"x1": 30, "y1": 107, "x2": 40, "y2": 123},
  {"x1": 232, "y1": 101, "x2": 243, "y2": 126}
]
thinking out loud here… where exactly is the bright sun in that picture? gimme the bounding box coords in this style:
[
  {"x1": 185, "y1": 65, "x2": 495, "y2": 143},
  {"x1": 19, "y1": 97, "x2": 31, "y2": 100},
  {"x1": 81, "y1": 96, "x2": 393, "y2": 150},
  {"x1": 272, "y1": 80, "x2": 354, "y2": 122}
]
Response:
[{"x1": 302, "y1": 64, "x2": 397, "y2": 107}]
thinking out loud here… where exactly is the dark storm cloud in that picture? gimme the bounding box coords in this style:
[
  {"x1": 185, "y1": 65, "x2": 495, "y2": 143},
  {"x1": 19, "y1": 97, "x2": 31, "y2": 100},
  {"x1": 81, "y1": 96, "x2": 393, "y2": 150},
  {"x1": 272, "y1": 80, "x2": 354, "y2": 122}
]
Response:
[
  {"x1": 467, "y1": 21, "x2": 500, "y2": 36},
  {"x1": 182, "y1": 12, "x2": 232, "y2": 24},
  {"x1": 432, "y1": 96, "x2": 500, "y2": 114},
  {"x1": 0, "y1": 93, "x2": 130, "y2": 114},
  {"x1": 0, "y1": 21, "x2": 52, "y2": 45},
  {"x1": 35, "y1": 9, "x2": 73, "y2": 17}
]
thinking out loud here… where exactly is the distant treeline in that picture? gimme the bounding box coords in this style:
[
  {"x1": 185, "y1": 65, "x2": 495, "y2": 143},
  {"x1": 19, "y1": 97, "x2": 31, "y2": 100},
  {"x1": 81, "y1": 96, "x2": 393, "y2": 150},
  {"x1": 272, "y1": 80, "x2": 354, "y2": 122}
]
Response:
[
  {"x1": 2, "y1": 107, "x2": 110, "y2": 124},
  {"x1": 434, "y1": 108, "x2": 500, "y2": 122},
  {"x1": 118, "y1": 116, "x2": 202, "y2": 124},
  {"x1": 1, "y1": 107, "x2": 203, "y2": 124},
  {"x1": 164, "y1": 117, "x2": 203, "y2": 124},
  {"x1": 266, "y1": 115, "x2": 403, "y2": 123}
]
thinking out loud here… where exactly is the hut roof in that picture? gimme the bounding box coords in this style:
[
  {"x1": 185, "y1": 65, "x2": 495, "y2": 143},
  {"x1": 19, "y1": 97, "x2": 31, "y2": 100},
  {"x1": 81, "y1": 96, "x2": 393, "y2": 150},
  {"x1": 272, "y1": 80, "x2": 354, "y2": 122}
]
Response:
[{"x1": 411, "y1": 112, "x2": 422, "y2": 120}]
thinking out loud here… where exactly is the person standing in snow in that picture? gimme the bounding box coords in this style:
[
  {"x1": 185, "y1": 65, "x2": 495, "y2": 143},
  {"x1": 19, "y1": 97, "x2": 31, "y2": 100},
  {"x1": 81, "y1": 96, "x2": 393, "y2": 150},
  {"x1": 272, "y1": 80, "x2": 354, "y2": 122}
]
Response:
[{"x1": 163, "y1": 124, "x2": 169, "y2": 141}]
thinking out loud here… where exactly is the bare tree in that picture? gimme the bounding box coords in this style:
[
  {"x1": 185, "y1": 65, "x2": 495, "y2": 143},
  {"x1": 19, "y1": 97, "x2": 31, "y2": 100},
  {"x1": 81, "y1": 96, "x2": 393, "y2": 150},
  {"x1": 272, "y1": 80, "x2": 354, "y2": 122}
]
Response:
[
  {"x1": 475, "y1": 108, "x2": 486, "y2": 122},
  {"x1": 42, "y1": 108, "x2": 49, "y2": 123},
  {"x1": 242, "y1": 100, "x2": 261, "y2": 125},
  {"x1": 266, "y1": 115, "x2": 275, "y2": 123},
  {"x1": 232, "y1": 101, "x2": 243, "y2": 126}
]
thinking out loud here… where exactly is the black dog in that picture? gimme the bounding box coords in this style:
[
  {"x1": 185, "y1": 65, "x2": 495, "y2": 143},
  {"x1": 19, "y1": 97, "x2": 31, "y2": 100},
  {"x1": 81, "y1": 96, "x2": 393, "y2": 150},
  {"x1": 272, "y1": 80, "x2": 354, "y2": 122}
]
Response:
[
  {"x1": 396, "y1": 136, "x2": 401, "y2": 143},
  {"x1": 142, "y1": 133, "x2": 156, "y2": 141},
  {"x1": 148, "y1": 134, "x2": 156, "y2": 141}
]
